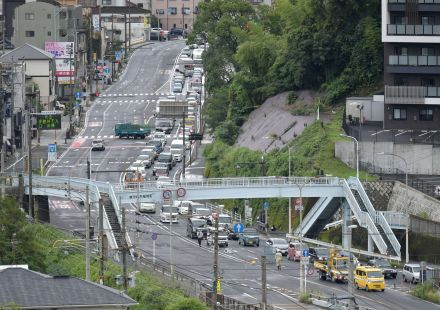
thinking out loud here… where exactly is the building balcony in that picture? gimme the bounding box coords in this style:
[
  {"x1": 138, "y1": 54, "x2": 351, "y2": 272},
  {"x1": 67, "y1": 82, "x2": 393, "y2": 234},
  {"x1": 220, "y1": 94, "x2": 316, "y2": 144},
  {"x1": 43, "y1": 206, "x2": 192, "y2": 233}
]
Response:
[
  {"x1": 387, "y1": 24, "x2": 440, "y2": 35},
  {"x1": 385, "y1": 85, "x2": 440, "y2": 104},
  {"x1": 389, "y1": 0, "x2": 440, "y2": 3},
  {"x1": 387, "y1": 55, "x2": 440, "y2": 74}
]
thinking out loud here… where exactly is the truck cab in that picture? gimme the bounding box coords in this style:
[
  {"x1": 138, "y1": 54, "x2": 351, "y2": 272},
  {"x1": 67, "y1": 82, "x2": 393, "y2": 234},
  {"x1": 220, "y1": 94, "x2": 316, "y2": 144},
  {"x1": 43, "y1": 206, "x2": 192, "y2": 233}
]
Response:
[{"x1": 314, "y1": 250, "x2": 350, "y2": 283}]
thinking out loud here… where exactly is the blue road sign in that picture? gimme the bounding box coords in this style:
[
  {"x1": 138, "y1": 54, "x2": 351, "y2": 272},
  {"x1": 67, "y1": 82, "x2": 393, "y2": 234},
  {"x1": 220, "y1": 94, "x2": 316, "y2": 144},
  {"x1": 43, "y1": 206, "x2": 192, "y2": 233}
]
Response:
[
  {"x1": 115, "y1": 51, "x2": 122, "y2": 61},
  {"x1": 103, "y1": 68, "x2": 111, "y2": 74},
  {"x1": 233, "y1": 223, "x2": 245, "y2": 234},
  {"x1": 151, "y1": 232, "x2": 158, "y2": 241},
  {"x1": 48, "y1": 144, "x2": 57, "y2": 153},
  {"x1": 263, "y1": 201, "x2": 269, "y2": 210},
  {"x1": 75, "y1": 91, "x2": 81, "y2": 99},
  {"x1": 303, "y1": 250, "x2": 309, "y2": 257}
]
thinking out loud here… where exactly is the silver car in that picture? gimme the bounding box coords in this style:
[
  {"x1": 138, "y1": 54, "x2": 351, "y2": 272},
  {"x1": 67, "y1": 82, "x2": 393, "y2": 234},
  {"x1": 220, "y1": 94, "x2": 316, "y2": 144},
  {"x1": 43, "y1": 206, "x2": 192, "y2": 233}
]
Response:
[{"x1": 266, "y1": 238, "x2": 289, "y2": 256}]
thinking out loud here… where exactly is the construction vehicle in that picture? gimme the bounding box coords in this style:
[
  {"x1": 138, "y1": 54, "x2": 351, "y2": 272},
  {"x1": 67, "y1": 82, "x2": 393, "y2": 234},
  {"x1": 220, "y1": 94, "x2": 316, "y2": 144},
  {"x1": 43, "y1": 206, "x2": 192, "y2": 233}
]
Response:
[
  {"x1": 314, "y1": 249, "x2": 350, "y2": 283},
  {"x1": 114, "y1": 123, "x2": 151, "y2": 139},
  {"x1": 124, "y1": 171, "x2": 144, "y2": 189}
]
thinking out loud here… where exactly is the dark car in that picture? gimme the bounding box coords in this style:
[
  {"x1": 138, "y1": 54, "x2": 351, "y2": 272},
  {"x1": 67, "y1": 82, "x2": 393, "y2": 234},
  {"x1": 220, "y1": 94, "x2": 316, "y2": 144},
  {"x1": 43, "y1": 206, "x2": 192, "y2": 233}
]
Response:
[
  {"x1": 157, "y1": 152, "x2": 175, "y2": 170},
  {"x1": 309, "y1": 247, "x2": 329, "y2": 263},
  {"x1": 368, "y1": 259, "x2": 398, "y2": 279},
  {"x1": 186, "y1": 217, "x2": 208, "y2": 239},
  {"x1": 146, "y1": 140, "x2": 164, "y2": 154},
  {"x1": 170, "y1": 28, "x2": 186, "y2": 37},
  {"x1": 238, "y1": 229, "x2": 260, "y2": 247}
]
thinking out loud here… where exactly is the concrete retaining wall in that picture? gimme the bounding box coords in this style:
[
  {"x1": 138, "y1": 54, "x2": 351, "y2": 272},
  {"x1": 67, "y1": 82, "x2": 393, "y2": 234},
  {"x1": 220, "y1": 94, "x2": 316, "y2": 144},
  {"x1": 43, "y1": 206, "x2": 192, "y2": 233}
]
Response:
[
  {"x1": 335, "y1": 141, "x2": 440, "y2": 175},
  {"x1": 388, "y1": 182, "x2": 440, "y2": 223}
]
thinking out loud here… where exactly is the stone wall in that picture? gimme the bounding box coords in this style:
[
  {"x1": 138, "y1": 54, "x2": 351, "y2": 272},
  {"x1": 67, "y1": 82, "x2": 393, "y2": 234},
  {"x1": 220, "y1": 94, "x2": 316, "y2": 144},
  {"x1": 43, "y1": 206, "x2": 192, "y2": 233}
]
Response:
[
  {"x1": 388, "y1": 181, "x2": 440, "y2": 222},
  {"x1": 363, "y1": 181, "x2": 394, "y2": 211}
]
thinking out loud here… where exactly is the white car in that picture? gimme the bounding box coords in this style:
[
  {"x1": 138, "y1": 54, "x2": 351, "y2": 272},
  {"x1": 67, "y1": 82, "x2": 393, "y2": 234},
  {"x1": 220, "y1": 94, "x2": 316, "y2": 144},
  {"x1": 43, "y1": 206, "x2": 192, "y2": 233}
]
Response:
[
  {"x1": 153, "y1": 131, "x2": 167, "y2": 145},
  {"x1": 127, "y1": 160, "x2": 145, "y2": 172},
  {"x1": 403, "y1": 263, "x2": 421, "y2": 284},
  {"x1": 178, "y1": 200, "x2": 193, "y2": 215},
  {"x1": 139, "y1": 202, "x2": 156, "y2": 213},
  {"x1": 266, "y1": 238, "x2": 289, "y2": 256},
  {"x1": 160, "y1": 205, "x2": 179, "y2": 223}
]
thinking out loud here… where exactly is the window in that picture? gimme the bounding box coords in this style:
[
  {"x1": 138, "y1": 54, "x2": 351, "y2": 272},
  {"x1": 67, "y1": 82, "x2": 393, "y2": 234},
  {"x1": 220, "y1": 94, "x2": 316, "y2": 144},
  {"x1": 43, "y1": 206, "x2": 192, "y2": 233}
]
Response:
[
  {"x1": 47, "y1": 14, "x2": 52, "y2": 19},
  {"x1": 393, "y1": 108, "x2": 407, "y2": 120},
  {"x1": 421, "y1": 16, "x2": 435, "y2": 25},
  {"x1": 422, "y1": 78, "x2": 435, "y2": 86},
  {"x1": 102, "y1": 0, "x2": 112, "y2": 5},
  {"x1": 59, "y1": 29, "x2": 67, "y2": 37},
  {"x1": 182, "y1": 7, "x2": 190, "y2": 15},
  {"x1": 47, "y1": 31, "x2": 52, "y2": 36},
  {"x1": 394, "y1": 77, "x2": 408, "y2": 86},
  {"x1": 420, "y1": 108, "x2": 433, "y2": 121},
  {"x1": 421, "y1": 47, "x2": 435, "y2": 56},
  {"x1": 25, "y1": 13, "x2": 34, "y2": 20},
  {"x1": 168, "y1": 7, "x2": 177, "y2": 15},
  {"x1": 156, "y1": 9, "x2": 164, "y2": 14},
  {"x1": 393, "y1": 16, "x2": 406, "y2": 24},
  {"x1": 25, "y1": 31, "x2": 35, "y2": 37},
  {"x1": 394, "y1": 47, "x2": 408, "y2": 55}
]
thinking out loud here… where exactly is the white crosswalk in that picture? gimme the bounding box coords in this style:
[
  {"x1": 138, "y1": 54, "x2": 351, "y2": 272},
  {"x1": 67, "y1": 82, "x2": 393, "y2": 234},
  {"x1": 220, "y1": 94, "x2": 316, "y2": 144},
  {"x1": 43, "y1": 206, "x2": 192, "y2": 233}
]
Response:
[
  {"x1": 95, "y1": 99, "x2": 156, "y2": 104},
  {"x1": 100, "y1": 93, "x2": 171, "y2": 98},
  {"x1": 77, "y1": 135, "x2": 115, "y2": 140}
]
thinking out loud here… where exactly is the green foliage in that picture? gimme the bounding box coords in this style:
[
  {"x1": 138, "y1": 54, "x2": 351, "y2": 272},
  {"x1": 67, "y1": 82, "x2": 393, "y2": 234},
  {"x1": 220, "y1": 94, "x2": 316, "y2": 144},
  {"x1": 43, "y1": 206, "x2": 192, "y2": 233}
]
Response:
[
  {"x1": 191, "y1": 0, "x2": 383, "y2": 139},
  {"x1": 165, "y1": 297, "x2": 208, "y2": 310},
  {"x1": 412, "y1": 282, "x2": 440, "y2": 304}
]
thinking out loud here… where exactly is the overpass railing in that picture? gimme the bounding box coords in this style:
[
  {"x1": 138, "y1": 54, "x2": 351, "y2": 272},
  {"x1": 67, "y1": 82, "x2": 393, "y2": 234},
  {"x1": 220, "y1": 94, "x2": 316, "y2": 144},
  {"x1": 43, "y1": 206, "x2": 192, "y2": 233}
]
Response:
[{"x1": 115, "y1": 176, "x2": 342, "y2": 192}]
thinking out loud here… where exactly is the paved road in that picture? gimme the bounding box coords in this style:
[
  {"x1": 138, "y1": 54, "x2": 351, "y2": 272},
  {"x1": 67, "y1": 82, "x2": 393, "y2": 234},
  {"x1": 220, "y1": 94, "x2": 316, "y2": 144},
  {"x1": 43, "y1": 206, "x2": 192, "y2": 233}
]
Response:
[{"x1": 45, "y1": 40, "x2": 440, "y2": 309}]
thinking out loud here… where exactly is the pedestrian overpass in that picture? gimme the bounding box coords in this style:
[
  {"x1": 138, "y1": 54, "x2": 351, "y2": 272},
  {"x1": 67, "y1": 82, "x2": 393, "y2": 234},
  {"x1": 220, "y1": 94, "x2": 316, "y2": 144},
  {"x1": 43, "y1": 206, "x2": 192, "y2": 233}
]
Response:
[{"x1": 14, "y1": 174, "x2": 402, "y2": 260}]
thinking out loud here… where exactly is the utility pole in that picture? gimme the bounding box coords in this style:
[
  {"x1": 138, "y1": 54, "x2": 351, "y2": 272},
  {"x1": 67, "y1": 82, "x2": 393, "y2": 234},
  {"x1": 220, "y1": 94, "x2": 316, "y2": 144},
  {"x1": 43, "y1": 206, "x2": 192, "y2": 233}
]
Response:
[
  {"x1": 85, "y1": 185, "x2": 90, "y2": 281},
  {"x1": 27, "y1": 103, "x2": 33, "y2": 217},
  {"x1": 0, "y1": 71, "x2": 5, "y2": 185},
  {"x1": 169, "y1": 195, "x2": 174, "y2": 279},
  {"x1": 98, "y1": 198, "x2": 104, "y2": 284},
  {"x1": 182, "y1": 111, "x2": 185, "y2": 179},
  {"x1": 122, "y1": 206, "x2": 128, "y2": 292},
  {"x1": 261, "y1": 255, "x2": 267, "y2": 310},
  {"x1": 213, "y1": 216, "x2": 219, "y2": 309},
  {"x1": 69, "y1": 42, "x2": 73, "y2": 136},
  {"x1": 124, "y1": 13, "x2": 127, "y2": 59},
  {"x1": 128, "y1": 4, "x2": 131, "y2": 53}
]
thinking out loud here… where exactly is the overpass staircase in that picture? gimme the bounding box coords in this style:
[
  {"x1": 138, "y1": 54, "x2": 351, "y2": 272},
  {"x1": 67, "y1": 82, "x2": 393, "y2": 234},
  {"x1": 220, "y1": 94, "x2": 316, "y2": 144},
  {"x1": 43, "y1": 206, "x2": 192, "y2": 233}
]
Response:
[{"x1": 101, "y1": 193, "x2": 123, "y2": 249}]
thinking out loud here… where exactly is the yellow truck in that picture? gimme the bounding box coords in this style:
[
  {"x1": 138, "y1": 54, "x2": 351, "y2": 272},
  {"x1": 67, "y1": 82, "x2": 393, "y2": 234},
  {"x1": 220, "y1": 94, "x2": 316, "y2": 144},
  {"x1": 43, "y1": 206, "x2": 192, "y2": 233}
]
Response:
[{"x1": 314, "y1": 250, "x2": 350, "y2": 283}]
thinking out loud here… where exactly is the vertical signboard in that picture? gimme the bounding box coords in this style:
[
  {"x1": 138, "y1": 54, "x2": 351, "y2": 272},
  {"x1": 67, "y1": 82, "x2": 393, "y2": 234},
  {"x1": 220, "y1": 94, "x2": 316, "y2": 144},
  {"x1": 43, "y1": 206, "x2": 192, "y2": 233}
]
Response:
[
  {"x1": 48, "y1": 144, "x2": 57, "y2": 162},
  {"x1": 45, "y1": 42, "x2": 75, "y2": 84}
]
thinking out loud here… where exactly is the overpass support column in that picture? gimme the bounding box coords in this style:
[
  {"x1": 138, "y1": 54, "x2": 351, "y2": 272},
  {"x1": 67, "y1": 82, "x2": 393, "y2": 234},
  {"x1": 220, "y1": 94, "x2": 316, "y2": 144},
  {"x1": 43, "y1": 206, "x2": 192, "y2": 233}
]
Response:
[
  {"x1": 368, "y1": 233, "x2": 374, "y2": 253},
  {"x1": 342, "y1": 200, "x2": 351, "y2": 250}
]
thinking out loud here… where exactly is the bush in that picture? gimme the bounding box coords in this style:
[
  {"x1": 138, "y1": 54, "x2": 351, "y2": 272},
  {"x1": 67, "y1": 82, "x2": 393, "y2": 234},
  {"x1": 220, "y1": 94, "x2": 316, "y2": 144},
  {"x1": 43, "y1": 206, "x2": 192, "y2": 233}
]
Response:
[{"x1": 412, "y1": 282, "x2": 440, "y2": 304}]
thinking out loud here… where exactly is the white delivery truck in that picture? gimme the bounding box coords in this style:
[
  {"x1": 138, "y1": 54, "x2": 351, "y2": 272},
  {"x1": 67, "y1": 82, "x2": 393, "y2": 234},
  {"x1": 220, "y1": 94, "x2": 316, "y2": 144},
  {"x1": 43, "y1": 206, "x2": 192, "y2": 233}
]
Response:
[{"x1": 170, "y1": 139, "x2": 184, "y2": 162}]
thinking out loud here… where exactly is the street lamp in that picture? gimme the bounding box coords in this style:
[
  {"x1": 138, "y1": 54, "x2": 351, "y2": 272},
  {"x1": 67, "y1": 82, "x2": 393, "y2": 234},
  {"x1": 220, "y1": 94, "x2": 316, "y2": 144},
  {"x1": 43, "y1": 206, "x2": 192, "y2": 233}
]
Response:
[
  {"x1": 288, "y1": 147, "x2": 292, "y2": 235},
  {"x1": 376, "y1": 152, "x2": 408, "y2": 186},
  {"x1": 340, "y1": 134, "x2": 359, "y2": 179}
]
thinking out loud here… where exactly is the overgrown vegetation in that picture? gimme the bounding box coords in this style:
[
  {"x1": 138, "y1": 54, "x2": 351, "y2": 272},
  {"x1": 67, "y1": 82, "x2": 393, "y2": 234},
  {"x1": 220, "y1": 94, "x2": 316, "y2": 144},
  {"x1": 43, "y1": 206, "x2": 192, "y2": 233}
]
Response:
[
  {"x1": 0, "y1": 198, "x2": 207, "y2": 309},
  {"x1": 190, "y1": 0, "x2": 382, "y2": 144},
  {"x1": 412, "y1": 282, "x2": 440, "y2": 304},
  {"x1": 204, "y1": 110, "x2": 372, "y2": 230}
]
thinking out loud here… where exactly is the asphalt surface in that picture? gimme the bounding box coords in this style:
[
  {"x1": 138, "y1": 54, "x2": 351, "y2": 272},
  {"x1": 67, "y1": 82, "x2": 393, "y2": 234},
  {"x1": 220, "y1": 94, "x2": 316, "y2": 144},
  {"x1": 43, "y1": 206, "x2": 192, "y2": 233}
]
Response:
[{"x1": 45, "y1": 40, "x2": 440, "y2": 309}]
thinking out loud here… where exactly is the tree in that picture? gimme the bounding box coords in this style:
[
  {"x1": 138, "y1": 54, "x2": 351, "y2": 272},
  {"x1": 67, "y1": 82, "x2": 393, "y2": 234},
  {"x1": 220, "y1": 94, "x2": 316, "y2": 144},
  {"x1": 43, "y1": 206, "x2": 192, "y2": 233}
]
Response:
[
  {"x1": 0, "y1": 198, "x2": 46, "y2": 271},
  {"x1": 165, "y1": 297, "x2": 207, "y2": 310}
]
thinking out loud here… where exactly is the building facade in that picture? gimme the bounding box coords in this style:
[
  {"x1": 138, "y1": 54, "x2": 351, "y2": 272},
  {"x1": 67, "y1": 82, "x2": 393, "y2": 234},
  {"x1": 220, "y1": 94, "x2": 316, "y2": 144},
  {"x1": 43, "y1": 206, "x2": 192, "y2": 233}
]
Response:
[
  {"x1": 151, "y1": 0, "x2": 200, "y2": 31},
  {"x1": 382, "y1": 0, "x2": 440, "y2": 130}
]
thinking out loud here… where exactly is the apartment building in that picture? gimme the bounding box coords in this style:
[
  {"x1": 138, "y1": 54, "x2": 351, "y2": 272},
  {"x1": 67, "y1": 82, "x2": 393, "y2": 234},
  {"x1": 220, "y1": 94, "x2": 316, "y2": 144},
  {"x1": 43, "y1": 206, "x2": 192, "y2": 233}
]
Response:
[
  {"x1": 151, "y1": 0, "x2": 200, "y2": 31},
  {"x1": 382, "y1": 0, "x2": 440, "y2": 130}
]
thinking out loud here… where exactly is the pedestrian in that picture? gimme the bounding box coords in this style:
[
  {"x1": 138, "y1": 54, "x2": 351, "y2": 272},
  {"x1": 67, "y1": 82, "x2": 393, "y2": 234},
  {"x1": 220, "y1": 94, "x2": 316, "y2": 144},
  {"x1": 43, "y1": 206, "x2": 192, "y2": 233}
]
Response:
[
  {"x1": 275, "y1": 250, "x2": 283, "y2": 271},
  {"x1": 197, "y1": 229, "x2": 204, "y2": 247}
]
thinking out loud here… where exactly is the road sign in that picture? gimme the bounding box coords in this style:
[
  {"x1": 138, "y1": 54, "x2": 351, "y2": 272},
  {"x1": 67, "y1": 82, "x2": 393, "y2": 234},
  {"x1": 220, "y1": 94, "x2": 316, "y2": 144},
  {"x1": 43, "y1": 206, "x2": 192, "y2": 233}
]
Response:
[
  {"x1": 151, "y1": 232, "x2": 158, "y2": 241},
  {"x1": 176, "y1": 187, "x2": 186, "y2": 198},
  {"x1": 263, "y1": 201, "x2": 269, "y2": 210},
  {"x1": 36, "y1": 114, "x2": 62, "y2": 130},
  {"x1": 162, "y1": 189, "x2": 172, "y2": 200},
  {"x1": 233, "y1": 223, "x2": 244, "y2": 234},
  {"x1": 115, "y1": 51, "x2": 122, "y2": 61},
  {"x1": 212, "y1": 212, "x2": 219, "y2": 220},
  {"x1": 48, "y1": 143, "x2": 57, "y2": 162},
  {"x1": 303, "y1": 249, "x2": 309, "y2": 257},
  {"x1": 75, "y1": 91, "x2": 82, "y2": 99},
  {"x1": 104, "y1": 68, "x2": 111, "y2": 74}
]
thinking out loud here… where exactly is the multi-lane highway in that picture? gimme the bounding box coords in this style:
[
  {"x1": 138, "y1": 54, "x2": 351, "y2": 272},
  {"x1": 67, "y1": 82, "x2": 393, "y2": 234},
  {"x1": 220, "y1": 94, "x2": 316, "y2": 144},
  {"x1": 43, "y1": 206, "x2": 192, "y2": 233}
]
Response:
[{"x1": 46, "y1": 39, "x2": 440, "y2": 309}]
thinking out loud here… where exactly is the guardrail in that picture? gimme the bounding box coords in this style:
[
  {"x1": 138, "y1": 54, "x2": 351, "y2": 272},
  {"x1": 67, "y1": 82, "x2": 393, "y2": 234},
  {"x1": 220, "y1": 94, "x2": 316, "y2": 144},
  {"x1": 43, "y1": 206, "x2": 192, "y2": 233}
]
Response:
[{"x1": 381, "y1": 211, "x2": 409, "y2": 229}]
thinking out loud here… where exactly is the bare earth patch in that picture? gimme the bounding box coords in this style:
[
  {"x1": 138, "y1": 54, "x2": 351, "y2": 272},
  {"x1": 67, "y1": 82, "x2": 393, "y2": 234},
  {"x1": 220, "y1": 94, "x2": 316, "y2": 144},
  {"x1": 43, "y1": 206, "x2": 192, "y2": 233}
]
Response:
[{"x1": 236, "y1": 91, "x2": 329, "y2": 152}]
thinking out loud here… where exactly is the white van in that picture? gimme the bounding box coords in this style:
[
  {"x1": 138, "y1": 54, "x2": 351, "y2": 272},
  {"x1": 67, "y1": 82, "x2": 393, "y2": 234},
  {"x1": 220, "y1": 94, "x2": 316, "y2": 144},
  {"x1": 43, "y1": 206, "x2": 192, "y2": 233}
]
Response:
[
  {"x1": 192, "y1": 48, "x2": 204, "y2": 64},
  {"x1": 170, "y1": 139, "x2": 184, "y2": 162},
  {"x1": 160, "y1": 205, "x2": 179, "y2": 223}
]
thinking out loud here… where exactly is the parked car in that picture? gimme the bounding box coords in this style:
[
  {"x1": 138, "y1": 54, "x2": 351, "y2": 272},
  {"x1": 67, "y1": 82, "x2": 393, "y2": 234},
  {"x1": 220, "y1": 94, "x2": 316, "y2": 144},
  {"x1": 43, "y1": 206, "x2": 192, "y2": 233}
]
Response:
[
  {"x1": 403, "y1": 263, "x2": 420, "y2": 284},
  {"x1": 238, "y1": 229, "x2": 260, "y2": 247},
  {"x1": 139, "y1": 202, "x2": 157, "y2": 213},
  {"x1": 354, "y1": 266, "x2": 385, "y2": 292},
  {"x1": 186, "y1": 217, "x2": 208, "y2": 239},
  {"x1": 91, "y1": 139, "x2": 105, "y2": 151},
  {"x1": 266, "y1": 238, "x2": 289, "y2": 256},
  {"x1": 368, "y1": 259, "x2": 397, "y2": 279}
]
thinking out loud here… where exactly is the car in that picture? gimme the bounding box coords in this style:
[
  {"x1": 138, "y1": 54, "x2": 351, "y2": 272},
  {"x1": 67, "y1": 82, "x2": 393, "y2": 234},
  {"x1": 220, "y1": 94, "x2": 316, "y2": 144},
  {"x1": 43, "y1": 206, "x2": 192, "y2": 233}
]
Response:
[
  {"x1": 153, "y1": 161, "x2": 169, "y2": 174},
  {"x1": 170, "y1": 27, "x2": 186, "y2": 37},
  {"x1": 266, "y1": 238, "x2": 289, "y2": 256},
  {"x1": 153, "y1": 131, "x2": 167, "y2": 145},
  {"x1": 141, "y1": 147, "x2": 158, "y2": 160},
  {"x1": 173, "y1": 84, "x2": 183, "y2": 93},
  {"x1": 157, "y1": 152, "x2": 175, "y2": 170},
  {"x1": 151, "y1": 137, "x2": 166, "y2": 148},
  {"x1": 153, "y1": 166, "x2": 169, "y2": 179},
  {"x1": 91, "y1": 139, "x2": 105, "y2": 151},
  {"x1": 368, "y1": 259, "x2": 397, "y2": 279},
  {"x1": 182, "y1": 46, "x2": 192, "y2": 57},
  {"x1": 136, "y1": 154, "x2": 153, "y2": 168},
  {"x1": 354, "y1": 266, "x2": 385, "y2": 292},
  {"x1": 146, "y1": 140, "x2": 164, "y2": 154},
  {"x1": 207, "y1": 229, "x2": 229, "y2": 247},
  {"x1": 186, "y1": 217, "x2": 208, "y2": 238},
  {"x1": 55, "y1": 100, "x2": 65, "y2": 110},
  {"x1": 192, "y1": 207, "x2": 212, "y2": 222},
  {"x1": 139, "y1": 202, "x2": 157, "y2": 213},
  {"x1": 127, "y1": 160, "x2": 146, "y2": 172},
  {"x1": 160, "y1": 205, "x2": 179, "y2": 223},
  {"x1": 309, "y1": 247, "x2": 329, "y2": 263},
  {"x1": 178, "y1": 200, "x2": 193, "y2": 215},
  {"x1": 151, "y1": 28, "x2": 167, "y2": 41},
  {"x1": 403, "y1": 263, "x2": 420, "y2": 284},
  {"x1": 238, "y1": 229, "x2": 260, "y2": 247}
]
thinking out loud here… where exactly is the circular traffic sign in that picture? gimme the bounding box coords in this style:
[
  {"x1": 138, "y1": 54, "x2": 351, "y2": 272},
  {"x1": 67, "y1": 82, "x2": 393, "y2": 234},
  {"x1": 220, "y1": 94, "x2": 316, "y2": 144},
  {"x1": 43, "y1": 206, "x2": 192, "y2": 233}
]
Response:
[
  {"x1": 163, "y1": 189, "x2": 172, "y2": 199},
  {"x1": 212, "y1": 212, "x2": 219, "y2": 220},
  {"x1": 176, "y1": 187, "x2": 186, "y2": 198},
  {"x1": 151, "y1": 232, "x2": 158, "y2": 241},
  {"x1": 233, "y1": 223, "x2": 245, "y2": 233}
]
